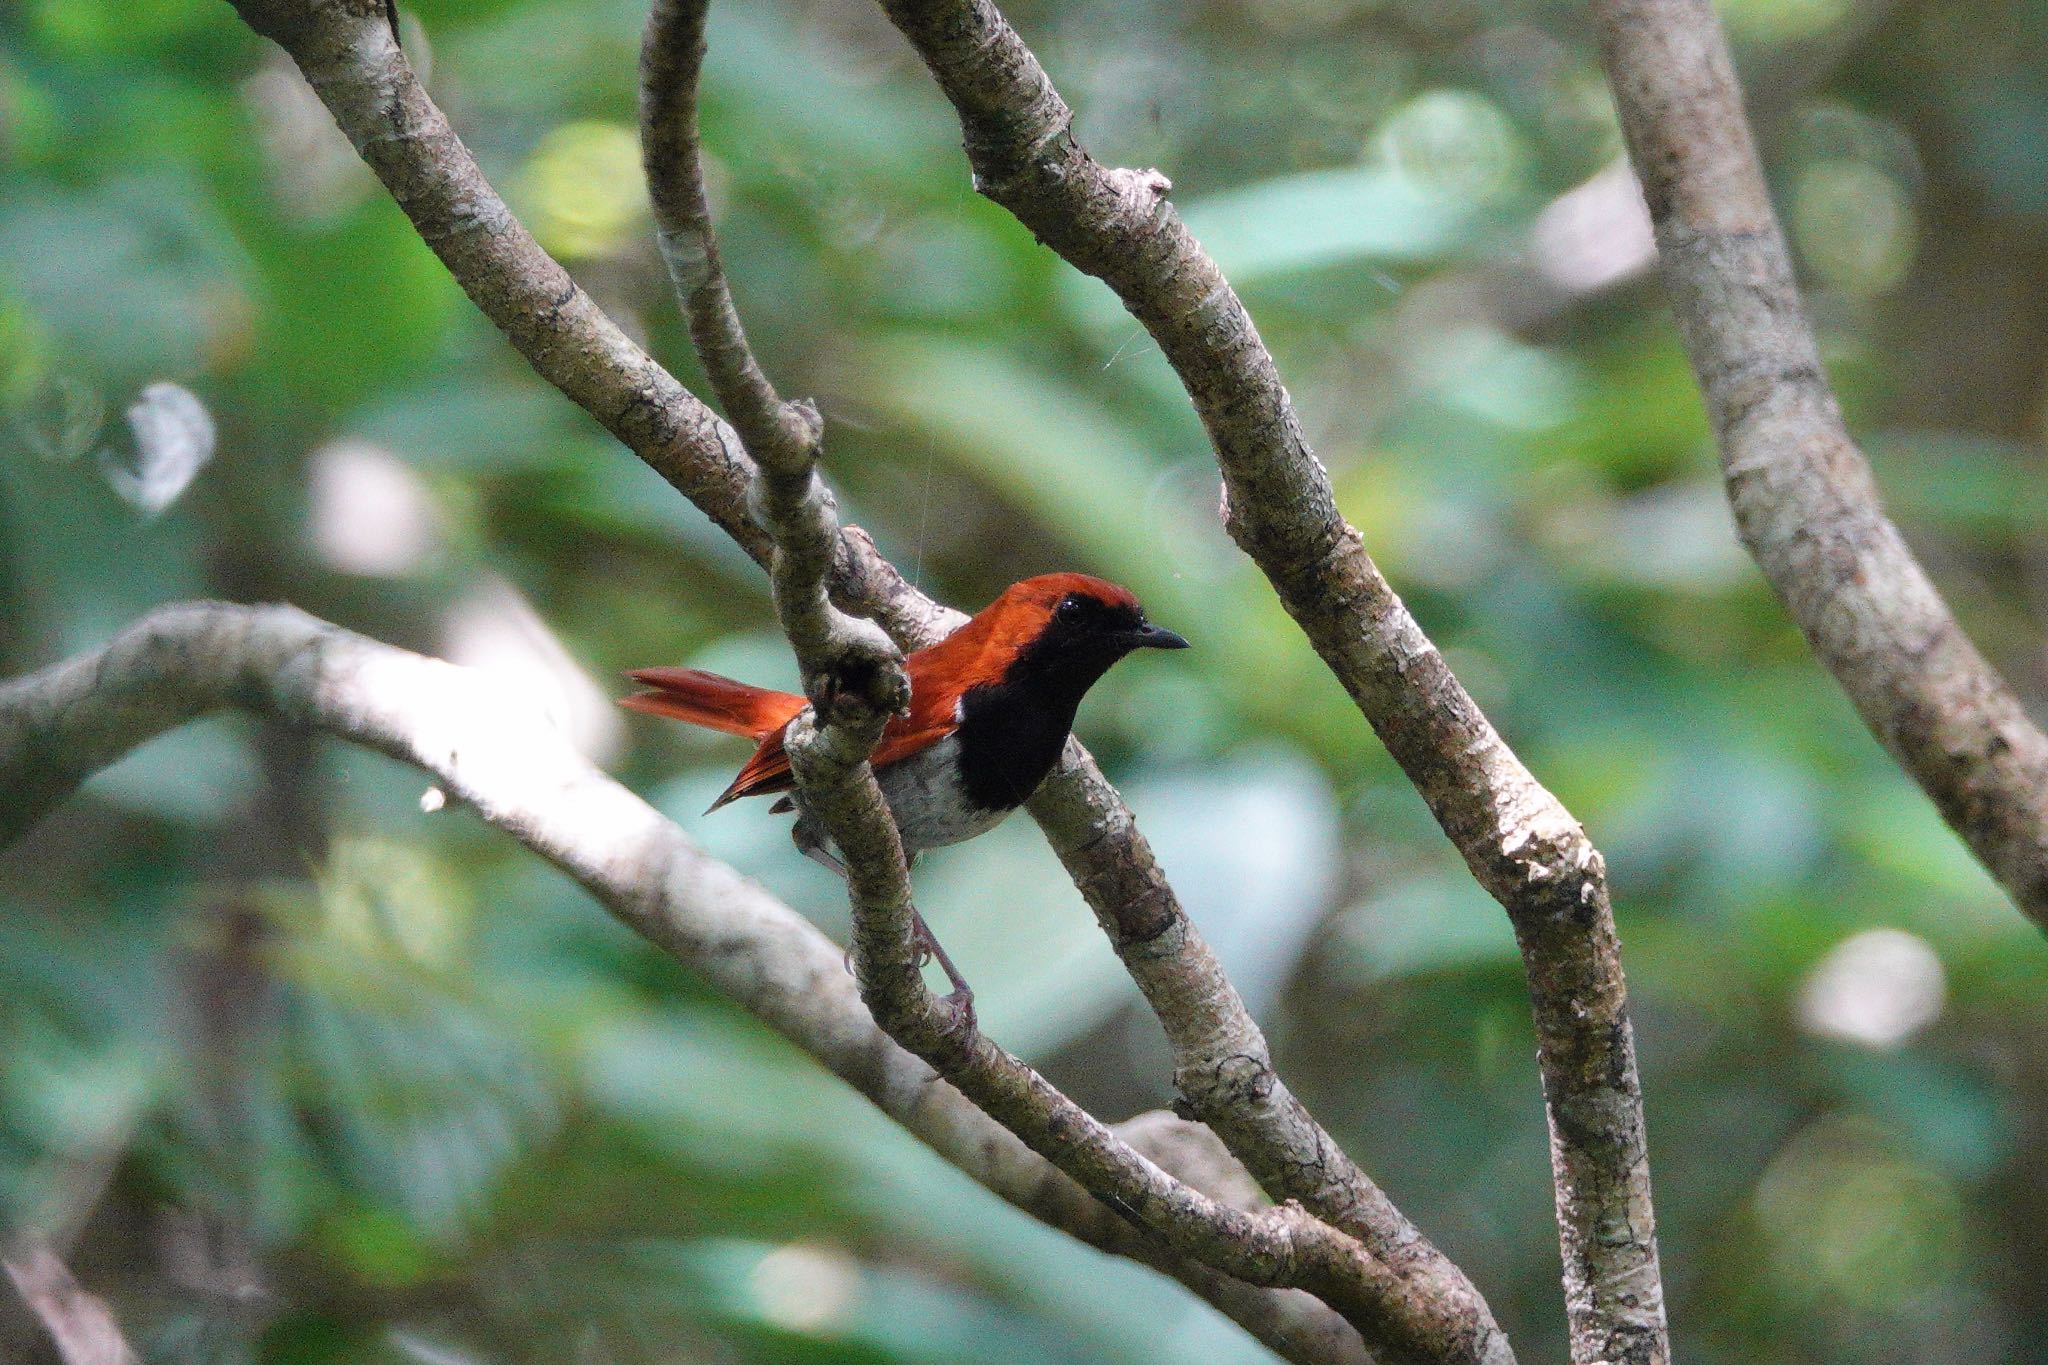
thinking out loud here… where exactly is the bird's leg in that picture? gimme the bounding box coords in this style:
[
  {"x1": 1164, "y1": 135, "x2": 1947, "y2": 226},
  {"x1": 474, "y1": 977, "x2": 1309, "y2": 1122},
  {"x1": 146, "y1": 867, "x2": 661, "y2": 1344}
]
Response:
[
  {"x1": 910, "y1": 908, "x2": 975, "y2": 1029},
  {"x1": 799, "y1": 841, "x2": 848, "y2": 879},
  {"x1": 796, "y1": 819, "x2": 972, "y2": 1024}
]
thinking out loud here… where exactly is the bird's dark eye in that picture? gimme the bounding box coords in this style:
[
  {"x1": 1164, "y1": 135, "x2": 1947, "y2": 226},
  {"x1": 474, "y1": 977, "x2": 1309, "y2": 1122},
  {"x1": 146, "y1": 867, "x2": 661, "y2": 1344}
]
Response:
[{"x1": 1055, "y1": 595, "x2": 1084, "y2": 623}]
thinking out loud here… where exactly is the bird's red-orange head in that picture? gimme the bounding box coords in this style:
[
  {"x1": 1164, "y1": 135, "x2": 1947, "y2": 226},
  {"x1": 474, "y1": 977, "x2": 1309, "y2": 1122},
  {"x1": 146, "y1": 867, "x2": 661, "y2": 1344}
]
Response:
[{"x1": 922, "y1": 573, "x2": 1182, "y2": 687}]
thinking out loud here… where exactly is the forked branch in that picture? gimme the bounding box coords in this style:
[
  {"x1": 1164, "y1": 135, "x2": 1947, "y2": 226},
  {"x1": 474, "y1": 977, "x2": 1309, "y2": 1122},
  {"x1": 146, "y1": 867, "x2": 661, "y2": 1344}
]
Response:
[
  {"x1": 221, "y1": 2, "x2": 1508, "y2": 1358},
  {"x1": 635, "y1": 6, "x2": 1490, "y2": 1360},
  {"x1": 641, "y1": 0, "x2": 904, "y2": 715},
  {"x1": 214, "y1": 26, "x2": 1425, "y2": 1326},
  {"x1": 874, "y1": 1, "x2": 1665, "y2": 1359}
]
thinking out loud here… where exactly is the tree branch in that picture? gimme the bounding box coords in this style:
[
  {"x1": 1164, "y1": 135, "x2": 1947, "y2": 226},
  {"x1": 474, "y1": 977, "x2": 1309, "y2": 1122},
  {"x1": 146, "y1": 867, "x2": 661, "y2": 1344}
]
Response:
[
  {"x1": 872, "y1": 3, "x2": 1665, "y2": 1361},
  {"x1": 1593, "y1": 0, "x2": 2048, "y2": 929},
  {"x1": 640, "y1": 0, "x2": 904, "y2": 714},
  {"x1": 225, "y1": 0, "x2": 765, "y2": 559},
  {"x1": 219, "y1": 6, "x2": 1509, "y2": 1360},
  {"x1": 835, "y1": 546, "x2": 1472, "y2": 1352},
  {"x1": 635, "y1": 8, "x2": 1494, "y2": 1360},
  {"x1": 4, "y1": 1234, "x2": 140, "y2": 1365},
  {"x1": 0, "y1": 602, "x2": 1374, "y2": 1365},
  {"x1": 771, "y1": 696, "x2": 1458, "y2": 1362}
]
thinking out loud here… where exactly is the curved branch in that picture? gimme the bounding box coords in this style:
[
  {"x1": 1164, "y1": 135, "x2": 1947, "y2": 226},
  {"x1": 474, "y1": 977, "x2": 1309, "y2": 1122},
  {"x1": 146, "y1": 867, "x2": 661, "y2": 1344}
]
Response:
[
  {"x1": 0, "y1": 602, "x2": 1370, "y2": 1365},
  {"x1": 226, "y1": 0, "x2": 765, "y2": 561},
  {"x1": 872, "y1": 3, "x2": 1664, "y2": 1361},
  {"x1": 640, "y1": 0, "x2": 901, "y2": 710},
  {"x1": 841, "y1": 547, "x2": 1505, "y2": 1362},
  {"x1": 775, "y1": 692, "x2": 1463, "y2": 1360},
  {"x1": 639, "y1": 0, "x2": 796, "y2": 462},
  {"x1": 1594, "y1": 0, "x2": 2048, "y2": 927},
  {"x1": 636, "y1": 10, "x2": 1479, "y2": 1359},
  {"x1": 220, "y1": 6, "x2": 1507, "y2": 1360}
]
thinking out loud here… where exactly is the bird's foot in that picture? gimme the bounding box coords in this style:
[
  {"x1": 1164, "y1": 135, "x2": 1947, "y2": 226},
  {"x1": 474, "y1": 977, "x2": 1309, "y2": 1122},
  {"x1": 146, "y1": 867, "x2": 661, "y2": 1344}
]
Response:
[
  {"x1": 840, "y1": 939, "x2": 935, "y2": 974},
  {"x1": 938, "y1": 986, "x2": 976, "y2": 1032},
  {"x1": 841, "y1": 910, "x2": 974, "y2": 1033},
  {"x1": 911, "y1": 910, "x2": 973, "y2": 1006}
]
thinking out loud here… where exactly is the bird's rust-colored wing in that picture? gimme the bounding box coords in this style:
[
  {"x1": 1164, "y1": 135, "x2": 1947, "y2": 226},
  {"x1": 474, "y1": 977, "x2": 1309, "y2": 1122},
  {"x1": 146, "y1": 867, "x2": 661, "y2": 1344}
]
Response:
[
  {"x1": 704, "y1": 664, "x2": 969, "y2": 808},
  {"x1": 623, "y1": 663, "x2": 964, "y2": 809}
]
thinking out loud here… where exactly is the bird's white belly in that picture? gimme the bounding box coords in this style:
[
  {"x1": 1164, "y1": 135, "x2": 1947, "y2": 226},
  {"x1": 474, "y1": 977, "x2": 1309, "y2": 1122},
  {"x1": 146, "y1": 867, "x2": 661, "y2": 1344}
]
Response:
[{"x1": 875, "y1": 735, "x2": 1013, "y2": 853}]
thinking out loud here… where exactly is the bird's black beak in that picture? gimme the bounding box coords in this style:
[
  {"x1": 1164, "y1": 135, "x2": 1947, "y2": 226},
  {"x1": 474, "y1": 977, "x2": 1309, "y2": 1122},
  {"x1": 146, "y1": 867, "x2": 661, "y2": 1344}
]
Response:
[{"x1": 1129, "y1": 623, "x2": 1190, "y2": 651}]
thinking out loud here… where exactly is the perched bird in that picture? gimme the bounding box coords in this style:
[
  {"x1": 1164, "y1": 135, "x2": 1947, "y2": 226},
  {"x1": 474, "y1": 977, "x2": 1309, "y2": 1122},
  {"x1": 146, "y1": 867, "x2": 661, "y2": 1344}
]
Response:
[{"x1": 621, "y1": 573, "x2": 1189, "y2": 1007}]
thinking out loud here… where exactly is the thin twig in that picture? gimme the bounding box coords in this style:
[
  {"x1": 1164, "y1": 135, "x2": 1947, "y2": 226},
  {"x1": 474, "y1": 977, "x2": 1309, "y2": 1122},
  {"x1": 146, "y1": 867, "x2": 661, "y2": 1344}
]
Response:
[
  {"x1": 871, "y1": 2, "x2": 1663, "y2": 1360},
  {"x1": 1593, "y1": 0, "x2": 2048, "y2": 929},
  {"x1": 640, "y1": 0, "x2": 902, "y2": 712},
  {"x1": 0, "y1": 602, "x2": 1370, "y2": 1365}
]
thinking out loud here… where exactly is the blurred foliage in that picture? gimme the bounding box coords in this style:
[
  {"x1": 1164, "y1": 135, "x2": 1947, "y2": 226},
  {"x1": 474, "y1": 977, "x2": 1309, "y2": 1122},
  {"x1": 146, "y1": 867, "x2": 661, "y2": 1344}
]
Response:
[{"x1": 5, "y1": 0, "x2": 2048, "y2": 1360}]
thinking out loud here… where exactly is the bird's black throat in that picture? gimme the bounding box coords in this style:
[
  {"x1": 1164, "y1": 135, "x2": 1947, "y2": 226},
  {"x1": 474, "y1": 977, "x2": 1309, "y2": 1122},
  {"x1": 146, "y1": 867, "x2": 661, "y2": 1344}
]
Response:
[
  {"x1": 951, "y1": 608, "x2": 1139, "y2": 813},
  {"x1": 953, "y1": 676, "x2": 1087, "y2": 814}
]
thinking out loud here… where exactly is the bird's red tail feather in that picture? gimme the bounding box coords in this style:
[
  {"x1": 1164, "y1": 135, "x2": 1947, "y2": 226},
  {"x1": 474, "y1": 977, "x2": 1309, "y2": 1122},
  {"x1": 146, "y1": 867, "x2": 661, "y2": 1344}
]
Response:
[{"x1": 619, "y1": 667, "x2": 806, "y2": 739}]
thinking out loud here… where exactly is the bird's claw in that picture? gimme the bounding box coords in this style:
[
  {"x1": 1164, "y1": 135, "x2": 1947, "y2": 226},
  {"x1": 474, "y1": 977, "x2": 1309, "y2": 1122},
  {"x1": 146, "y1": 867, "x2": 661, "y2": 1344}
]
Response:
[
  {"x1": 839, "y1": 940, "x2": 938, "y2": 974},
  {"x1": 939, "y1": 986, "x2": 976, "y2": 1032},
  {"x1": 840, "y1": 913, "x2": 971, "y2": 1032},
  {"x1": 911, "y1": 920, "x2": 942, "y2": 972}
]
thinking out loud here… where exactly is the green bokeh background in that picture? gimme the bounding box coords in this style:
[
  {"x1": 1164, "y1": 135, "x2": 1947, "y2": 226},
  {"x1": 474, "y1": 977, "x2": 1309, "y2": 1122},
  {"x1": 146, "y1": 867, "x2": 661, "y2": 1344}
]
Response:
[{"x1": 6, "y1": 0, "x2": 2048, "y2": 1360}]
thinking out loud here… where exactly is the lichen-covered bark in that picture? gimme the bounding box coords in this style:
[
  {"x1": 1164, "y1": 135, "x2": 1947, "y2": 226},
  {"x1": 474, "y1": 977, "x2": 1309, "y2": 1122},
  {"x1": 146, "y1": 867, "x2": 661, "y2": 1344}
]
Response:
[
  {"x1": 0, "y1": 603, "x2": 1374, "y2": 1365},
  {"x1": 876, "y1": 3, "x2": 1665, "y2": 1360},
  {"x1": 1594, "y1": 0, "x2": 2048, "y2": 932}
]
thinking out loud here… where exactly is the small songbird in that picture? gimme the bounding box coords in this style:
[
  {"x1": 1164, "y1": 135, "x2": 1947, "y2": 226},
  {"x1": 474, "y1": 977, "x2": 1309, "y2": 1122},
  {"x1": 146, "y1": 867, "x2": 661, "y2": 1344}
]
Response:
[{"x1": 621, "y1": 573, "x2": 1188, "y2": 1005}]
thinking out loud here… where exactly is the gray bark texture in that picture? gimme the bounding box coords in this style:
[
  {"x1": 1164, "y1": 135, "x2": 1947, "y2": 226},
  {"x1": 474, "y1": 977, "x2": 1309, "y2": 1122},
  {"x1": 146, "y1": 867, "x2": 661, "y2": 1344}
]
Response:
[
  {"x1": 1595, "y1": 0, "x2": 2048, "y2": 928},
  {"x1": 208, "y1": 3, "x2": 1520, "y2": 1360},
  {"x1": 21, "y1": 0, "x2": 1698, "y2": 1359},
  {"x1": 206, "y1": 15, "x2": 1479, "y2": 1352},
  {"x1": 0, "y1": 602, "x2": 1372, "y2": 1365},
  {"x1": 635, "y1": 5, "x2": 1494, "y2": 1360},
  {"x1": 874, "y1": 3, "x2": 1667, "y2": 1360}
]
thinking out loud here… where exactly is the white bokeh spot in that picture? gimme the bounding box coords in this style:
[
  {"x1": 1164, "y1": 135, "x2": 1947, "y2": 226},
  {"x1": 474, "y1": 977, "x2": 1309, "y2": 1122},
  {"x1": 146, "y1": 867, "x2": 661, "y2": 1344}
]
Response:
[{"x1": 1798, "y1": 928, "x2": 1946, "y2": 1049}]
